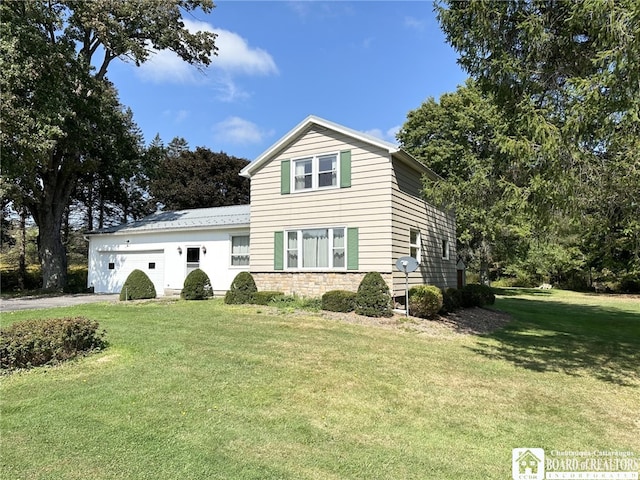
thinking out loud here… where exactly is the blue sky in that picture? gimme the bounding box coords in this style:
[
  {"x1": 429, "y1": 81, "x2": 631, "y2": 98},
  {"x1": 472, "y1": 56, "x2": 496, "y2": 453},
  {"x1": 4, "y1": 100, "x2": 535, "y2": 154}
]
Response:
[{"x1": 106, "y1": 1, "x2": 468, "y2": 160}]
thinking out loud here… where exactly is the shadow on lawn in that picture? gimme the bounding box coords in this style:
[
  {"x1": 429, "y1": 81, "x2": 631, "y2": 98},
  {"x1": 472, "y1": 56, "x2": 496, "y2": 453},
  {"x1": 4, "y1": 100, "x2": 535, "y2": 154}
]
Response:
[{"x1": 470, "y1": 297, "x2": 640, "y2": 387}]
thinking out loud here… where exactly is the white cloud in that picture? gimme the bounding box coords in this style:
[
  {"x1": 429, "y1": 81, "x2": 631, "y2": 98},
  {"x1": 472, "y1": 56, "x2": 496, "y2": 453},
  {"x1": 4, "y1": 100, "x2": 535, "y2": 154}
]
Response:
[
  {"x1": 135, "y1": 20, "x2": 277, "y2": 86},
  {"x1": 404, "y1": 16, "x2": 426, "y2": 31},
  {"x1": 364, "y1": 126, "x2": 400, "y2": 144},
  {"x1": 212, "y1": 28, "x2": 278, "y2": 76},
  {"x1": 213, "y1": 117, "x2": 274, "y2": 145}
]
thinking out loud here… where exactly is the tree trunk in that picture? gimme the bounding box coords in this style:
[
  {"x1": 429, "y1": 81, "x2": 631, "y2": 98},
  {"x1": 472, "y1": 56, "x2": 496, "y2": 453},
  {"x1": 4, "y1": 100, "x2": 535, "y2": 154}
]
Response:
[
  {"x1": 30, "y1": 151, "x2": 78, "y2": 291},
  {"x1": 18, "y1": 208, "x2": 26, "y2": 290}
]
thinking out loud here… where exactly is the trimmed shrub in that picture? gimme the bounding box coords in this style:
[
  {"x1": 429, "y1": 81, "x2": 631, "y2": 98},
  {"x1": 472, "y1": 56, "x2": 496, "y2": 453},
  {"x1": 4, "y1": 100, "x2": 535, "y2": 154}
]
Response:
[
  {"x1": 355, "y1": 272, "x2": 393, "y2": 318},
  {"x1": 224, "y1": 271, "x2": 257, "y2": 304},
  {"x1": 441, "y1": 287, "x2": 462, "y2": 314},
  {"x1": 181, "y1": 268, "x2": 213, "y2": 300},
  {"x1": 460, "y1": 283, "x2": 495, "y2": 308},
  {"x1": 408, "y1": 285, "x2": 443, "y2": 319},
  {"x1": 119, "y1": 269, "x2": 156, "y2": 301},
  {"x1": 321, "y1": 290, "x2": 357, "y2": 313},
  {"x1": 0, "y1": 317, "x2": 106, "y2": 370},
  {"x1": 252, "y1": 291, "x2": 284, "y2": 305}
]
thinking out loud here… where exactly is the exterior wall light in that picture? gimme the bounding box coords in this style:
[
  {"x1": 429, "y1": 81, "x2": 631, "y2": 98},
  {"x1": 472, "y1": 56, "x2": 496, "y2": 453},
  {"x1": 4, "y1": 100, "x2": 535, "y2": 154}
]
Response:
[
  {"x1": 202, "y1": 246, "x2": 207, "y2": 254},
  {"x1": 177, "y1": 247, "x2": 182, "y2": 255}
]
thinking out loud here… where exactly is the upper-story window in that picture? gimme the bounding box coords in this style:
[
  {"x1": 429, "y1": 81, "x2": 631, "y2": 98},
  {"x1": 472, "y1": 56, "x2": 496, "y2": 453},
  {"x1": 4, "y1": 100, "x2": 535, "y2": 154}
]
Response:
[{"x1": 293, "y1": 153, "x2": 338, "y2": 192}]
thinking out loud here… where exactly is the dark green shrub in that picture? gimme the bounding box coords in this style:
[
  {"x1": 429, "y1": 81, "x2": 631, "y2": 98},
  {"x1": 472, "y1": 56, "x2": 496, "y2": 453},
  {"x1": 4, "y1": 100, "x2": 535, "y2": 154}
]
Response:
[
  {"x1": 441, "y1": 287, "x2": 462, "y2": 314},
  {"x1": 321, "y1": 290, "x2": 357, "y2": 312},
  {"x1": 0, "y1": 317, "x2": 106, "y2": 370},
  {"x1": 224, "y1": 271, "x2": 257, "y2": 304},
  {"x1": 408, "y1": 285, "x2": 443, "y2": 319},
  {"x1": 181, "y1": 268, "x2": 213, "y2": 300},
  {"x1": 119, "y1": 269, "x2": 156, "y2": 301},
  {"x1": 252, "y1": 291, "x2": 284, "y2": 305},
  {"x1": 460, "y1": 284, "x2": 495, "y2": 308},
  {"x1": 620, "y1": 276, "x2": 640, "y2": 293},
  {"x1": 355, "y1": 272, "x2": 393, "y2": 318}
]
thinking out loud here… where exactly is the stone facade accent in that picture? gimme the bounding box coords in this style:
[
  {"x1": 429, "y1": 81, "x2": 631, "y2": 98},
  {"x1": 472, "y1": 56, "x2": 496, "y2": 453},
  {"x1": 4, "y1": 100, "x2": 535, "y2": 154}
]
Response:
[{"x1": 252, "y1": 272, "x2": 394, "y2": 297}]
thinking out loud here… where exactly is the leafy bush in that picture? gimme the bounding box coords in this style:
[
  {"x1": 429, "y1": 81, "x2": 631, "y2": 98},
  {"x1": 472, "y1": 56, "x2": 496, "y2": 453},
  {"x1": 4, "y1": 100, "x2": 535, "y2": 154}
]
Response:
[
  {"x1": 267, "y1": 294, "x2": 322, "y2": 312},
  {"x1": 181, "y1": 268, "x2": 213, "y2": 300},
  {"x1": 441, "y1": 287, "x2": 462, "y2": 314},
  {"x1": 0, "y1": 317, "x2": 106, "y2": 371},
  {"x1": 460, "y1": 284, "x2": 495, "y2": 308},
  {"x1": 408, "y1": 285, "x2": 443, "y2": 319},
  {"x1": 620, "y1": 275, "x2": 640, "y2": 293},
  {"x1": 119, "y1": 269, "x2": 156, "y2": 301},
  {"x1": 224, "y1": 271, "x2": 257, "y2": 304},
  {"x1": 321, "y1": 290, "x2": 357, "y2": 313},
  {"x1": 355, "y1": 272, "x2": 393, "y2": 318},
  {"x1": 252, "y1": 291, "x2": 284, "y2": 305}
]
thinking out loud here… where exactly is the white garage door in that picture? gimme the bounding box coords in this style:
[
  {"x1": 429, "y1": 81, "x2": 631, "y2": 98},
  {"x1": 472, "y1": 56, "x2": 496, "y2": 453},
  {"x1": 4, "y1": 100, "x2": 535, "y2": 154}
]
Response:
[{"x1": 96, "y1": 250, "x2": 165, "y2": 295}]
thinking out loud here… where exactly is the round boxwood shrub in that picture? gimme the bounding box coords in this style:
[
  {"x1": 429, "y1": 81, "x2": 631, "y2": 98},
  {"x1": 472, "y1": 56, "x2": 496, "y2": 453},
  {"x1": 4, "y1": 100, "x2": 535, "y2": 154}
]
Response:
[
  {"x1": 408, "y1": 285, "x2": 443, "y2": 319},
  {"x1": 224, "y1": 271, "x2": 257, "y2": 304},
  {"x1": 321, "y1": 290, "x2": 357, "y2": 312},
  {"x1": 181, "y1": 268, "x2": 213, "y2": 300},
  {"x1": 355, "y1": 272, "x2": 393, "y2": 318},
  {"x1": 441, "y1": 287, "x2": 462, "y2": 314},
  {"x1": 119, "y1": 269, "x2": 156, "y2": 301}
]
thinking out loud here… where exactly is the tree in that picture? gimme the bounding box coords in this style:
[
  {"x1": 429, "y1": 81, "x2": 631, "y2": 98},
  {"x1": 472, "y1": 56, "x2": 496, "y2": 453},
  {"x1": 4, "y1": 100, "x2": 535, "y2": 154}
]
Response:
[
  {"x1": 398, "y1": 81, "x2": 532, "y2": 284},
  {"x1": 1, "y1": 1, "x2": 217, "y2": 290},
  {"x1": 150, "y1": 147, "x2": 250, "y2": 210},
  {"x1": 435, "y1": 0, "x2": 640, "y2": 278}
]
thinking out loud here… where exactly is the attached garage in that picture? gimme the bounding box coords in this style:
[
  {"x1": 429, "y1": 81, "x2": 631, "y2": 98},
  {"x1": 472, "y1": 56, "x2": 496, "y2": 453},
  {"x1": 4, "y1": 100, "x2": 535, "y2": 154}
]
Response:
[
  {"x1": 94, "y1": 249, "x2": 165, "y2": 296},
  {"x1": 86, "y1": 205, "x2": 250, "y2": 296}
]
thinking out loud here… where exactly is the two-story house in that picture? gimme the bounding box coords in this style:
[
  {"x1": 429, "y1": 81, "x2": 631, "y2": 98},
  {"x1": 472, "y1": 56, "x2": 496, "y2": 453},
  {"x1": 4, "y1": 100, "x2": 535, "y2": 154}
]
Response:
[{"x1": 86, "y1": 116, "x2": 457, "y2": 299}]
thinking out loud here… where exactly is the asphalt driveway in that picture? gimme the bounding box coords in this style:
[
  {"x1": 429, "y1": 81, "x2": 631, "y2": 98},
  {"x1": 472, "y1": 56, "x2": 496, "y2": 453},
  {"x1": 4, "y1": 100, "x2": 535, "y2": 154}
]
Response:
[{"x1": 0, "y1": 294, "x2": 119, "y2": 313}]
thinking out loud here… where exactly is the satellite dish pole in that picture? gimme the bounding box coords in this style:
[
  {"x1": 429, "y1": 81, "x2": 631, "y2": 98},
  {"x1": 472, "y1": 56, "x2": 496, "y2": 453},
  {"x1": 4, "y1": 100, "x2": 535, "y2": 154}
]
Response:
[{"x1": 395, "y1": 256, "x2": 419, "y2": 318}]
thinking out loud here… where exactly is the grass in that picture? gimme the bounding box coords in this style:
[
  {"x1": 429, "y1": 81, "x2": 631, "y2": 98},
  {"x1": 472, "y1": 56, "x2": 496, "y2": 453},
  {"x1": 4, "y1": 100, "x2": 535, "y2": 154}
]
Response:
[{"x1": 1, "y1": 290, "x2": 638, "y2": 479}]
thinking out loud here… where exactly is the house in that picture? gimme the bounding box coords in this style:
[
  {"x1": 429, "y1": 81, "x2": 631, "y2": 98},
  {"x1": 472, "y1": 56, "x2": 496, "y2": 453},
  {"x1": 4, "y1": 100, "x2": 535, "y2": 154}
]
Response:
[
  {"x1": 86, "y1": 205, "x2": 250, "y2": 296},
  {"x1": 515, "y1": 449, "x2": 542, "y2": 475},
  {"x1": 86, "y1": 116, "x2": 457, "y2": 299}
]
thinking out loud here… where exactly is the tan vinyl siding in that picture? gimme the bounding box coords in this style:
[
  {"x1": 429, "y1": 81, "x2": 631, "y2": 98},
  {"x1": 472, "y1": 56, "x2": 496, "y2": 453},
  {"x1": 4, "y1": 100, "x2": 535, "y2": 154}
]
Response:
[
  {"x1": 249, "y1": 126, "x2": 394, "y2": 273},
  {"x1": 390, "y1": 157, "x2": 457, "y2": 294}
]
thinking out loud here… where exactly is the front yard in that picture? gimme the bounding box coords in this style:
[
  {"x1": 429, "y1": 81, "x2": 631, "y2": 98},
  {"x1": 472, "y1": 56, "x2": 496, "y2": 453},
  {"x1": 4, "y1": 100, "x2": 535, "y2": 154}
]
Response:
[{"x1": 1, "y1": 290, "x2": 638, "y2": 479}]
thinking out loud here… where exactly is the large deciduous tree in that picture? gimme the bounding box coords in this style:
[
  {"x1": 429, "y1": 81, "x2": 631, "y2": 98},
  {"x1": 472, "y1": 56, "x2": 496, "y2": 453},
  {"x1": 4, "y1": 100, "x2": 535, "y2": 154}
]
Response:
[
  {"x1": 435, "y1": 0, "x2": 640, "y2": 279},
  {"x1": 0, "y1": 1, "x2": 217, "y2": 290},
  {"x1": 150, "y1": 147, "x2": 250, "y2": 210}
]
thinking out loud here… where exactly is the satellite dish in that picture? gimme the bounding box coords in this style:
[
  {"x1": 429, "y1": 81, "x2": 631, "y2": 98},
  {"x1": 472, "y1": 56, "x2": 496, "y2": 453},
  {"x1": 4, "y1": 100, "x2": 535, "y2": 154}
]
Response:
[{"x1": 396, "y1": 256, "x2": 419, "y2": 273}]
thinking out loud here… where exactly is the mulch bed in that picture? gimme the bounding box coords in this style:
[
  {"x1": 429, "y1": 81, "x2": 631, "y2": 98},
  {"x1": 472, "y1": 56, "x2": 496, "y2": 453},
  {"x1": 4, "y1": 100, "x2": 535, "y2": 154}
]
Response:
[{"x1": 305, "y1": 307, "x2": 513, "y2": 337}]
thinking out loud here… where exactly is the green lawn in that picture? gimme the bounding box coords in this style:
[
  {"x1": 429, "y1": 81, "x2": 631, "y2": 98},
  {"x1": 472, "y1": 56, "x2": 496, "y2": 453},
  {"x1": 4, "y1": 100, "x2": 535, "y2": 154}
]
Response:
[{"x1": 1, "y1": 290, "x2": 638, "y2": 479}]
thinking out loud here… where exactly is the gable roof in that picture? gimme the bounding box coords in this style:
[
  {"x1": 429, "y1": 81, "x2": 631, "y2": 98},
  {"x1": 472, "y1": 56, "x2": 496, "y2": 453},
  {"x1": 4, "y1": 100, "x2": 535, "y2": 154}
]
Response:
[
  {"x1": 240, "y1": 115, "x2": 439, "y2": 180},
  {"x1": 87, "y1": 205, "x2": 250, "y2": 235}
]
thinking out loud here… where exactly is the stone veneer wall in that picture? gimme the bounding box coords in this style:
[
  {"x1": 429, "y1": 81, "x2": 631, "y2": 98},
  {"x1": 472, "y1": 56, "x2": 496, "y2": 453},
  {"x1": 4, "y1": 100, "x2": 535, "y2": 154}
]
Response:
[{"x1": 252, "y1": 272, "x2": 394, "y2": 297}]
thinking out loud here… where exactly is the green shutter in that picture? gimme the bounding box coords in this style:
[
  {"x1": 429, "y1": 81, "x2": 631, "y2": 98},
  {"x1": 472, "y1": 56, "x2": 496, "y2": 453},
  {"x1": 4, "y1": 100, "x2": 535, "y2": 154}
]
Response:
[
  {"x1": 280, "y1": 160, "x2": 290, "y2": 195},
  {"x1": 340, "y1": 150, "x2": 351, "y2": 188},
  {"x1": 274, "y1": 231, "x2": 284, "y2": 270},
  {"x1": 347, "y1": 227, "x2": 359, "y2": 270}
]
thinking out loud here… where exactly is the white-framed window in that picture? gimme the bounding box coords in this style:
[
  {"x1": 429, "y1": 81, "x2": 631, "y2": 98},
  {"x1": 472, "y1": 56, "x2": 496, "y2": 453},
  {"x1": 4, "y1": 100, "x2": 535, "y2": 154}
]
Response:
[
  {"x1": 286, "y1": 227, "x2": 345, "y2": 269},
  {"x1": 231, "y1": 235, "x2": 250, "y2": 266},
  {"x1": 410, "y1": 229, "x2": 421, "y2": 263},
  {"x1": 292, "y1": 153, "x2": 338, "y2": 192},
  {"x1": 442, "y1": 239, "x2": 450, "y2": 260}
]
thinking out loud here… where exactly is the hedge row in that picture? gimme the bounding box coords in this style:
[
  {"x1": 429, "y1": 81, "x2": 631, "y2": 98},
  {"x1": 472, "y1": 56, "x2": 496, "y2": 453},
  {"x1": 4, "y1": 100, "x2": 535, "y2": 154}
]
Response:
[{"x1": 1, "y1": 317, "x2": 106, "y2": 371}]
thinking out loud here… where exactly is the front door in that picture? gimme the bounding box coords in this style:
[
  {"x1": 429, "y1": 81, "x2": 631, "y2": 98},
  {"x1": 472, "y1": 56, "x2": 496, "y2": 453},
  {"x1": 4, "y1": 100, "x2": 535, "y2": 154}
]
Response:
[{"x1": 186, "y1": 247, "x2": 200, "y2": 275}]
